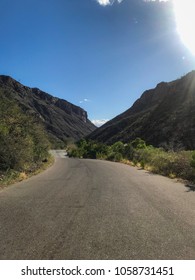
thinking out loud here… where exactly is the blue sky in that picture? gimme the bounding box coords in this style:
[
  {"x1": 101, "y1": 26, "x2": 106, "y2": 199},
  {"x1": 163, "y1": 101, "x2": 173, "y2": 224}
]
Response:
[{"x1": 1, "y1": 0, "x2": 195, "y2": 126}]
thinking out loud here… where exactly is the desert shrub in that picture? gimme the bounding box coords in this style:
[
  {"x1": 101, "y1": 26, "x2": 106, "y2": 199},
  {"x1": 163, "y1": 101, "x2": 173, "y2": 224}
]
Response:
[
  {"x1": 123, "y1": 143, "x2": 134, "y2": 160},
  {"x1": 83, "y1": 148, "x2": 97, "y2": 159},
  {"x1": 68, "y1": 136, "x2": 195, "y2": 183},
  {"x1": 190, "y1": 151, "x2": 195, "y2": 168},
  {"x1": 140, "y1": 148, "x2": 195, "y2": 181},
  {"x1": 131, "y1": 138, "x2": 147, "y2": 149},
  {"x1": 68, "y1": 148, "x2": 83, "y2": 158},
  {"x1": 150, "y1": 152, "x2": 174, "y2": 176},
  {"x1": 114, "y1": 152, "x2": 123, "y2": 162},
  {"x1": 107, "y1": 152, "x2": 123, "y2": 162},
  {"x1": 111, "y1": 141, "x2": 125, "y2": 154},
  {"x1": 68, "y1": 140, "x2": 110, "y2": 160},
  {"x1": 170, "y1": 151, "x2": 192, "y2": 179},
  {"x1": 0, "y1": 90, "x2": 50, "y2": 172}
]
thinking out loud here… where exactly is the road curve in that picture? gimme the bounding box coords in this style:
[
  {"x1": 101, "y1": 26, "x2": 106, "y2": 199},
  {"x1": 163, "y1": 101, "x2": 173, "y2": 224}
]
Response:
[{"x1": 0, "y1": 154, "x2": 195, "y2": 260}]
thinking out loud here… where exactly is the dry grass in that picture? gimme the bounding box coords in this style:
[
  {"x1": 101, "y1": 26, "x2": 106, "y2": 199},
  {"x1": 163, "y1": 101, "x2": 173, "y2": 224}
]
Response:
[{"x1": 0, "y1": 155, "x2": 54, "y2": 189}]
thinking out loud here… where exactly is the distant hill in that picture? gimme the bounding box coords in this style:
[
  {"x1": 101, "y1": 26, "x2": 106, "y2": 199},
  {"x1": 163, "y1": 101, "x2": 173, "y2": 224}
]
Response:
[
  {"x1": 89, "y1": 71, "x2": 195, "y2": 150},
  {"x1": 0, "y1": 75, "x2": 96, "y2": 145}
]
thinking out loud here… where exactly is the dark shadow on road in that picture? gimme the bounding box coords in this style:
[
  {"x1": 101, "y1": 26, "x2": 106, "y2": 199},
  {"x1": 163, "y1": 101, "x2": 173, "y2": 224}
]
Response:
[{"x1": 185, "y1": 184, "x2": 195, "y2": 192}]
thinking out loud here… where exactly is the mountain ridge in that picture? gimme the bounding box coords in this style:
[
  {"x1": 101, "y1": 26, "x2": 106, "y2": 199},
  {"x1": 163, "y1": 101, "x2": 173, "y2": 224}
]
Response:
[
  {"x1": 89, "y1": 71, "x2": 195, "y2": 150},
  {"x1": 0, "y1": 75, "x2": 96, "y2": 145}
]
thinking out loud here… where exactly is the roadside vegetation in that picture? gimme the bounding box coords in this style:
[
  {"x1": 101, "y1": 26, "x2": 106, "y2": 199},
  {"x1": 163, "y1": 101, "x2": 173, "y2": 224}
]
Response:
[
  {"x1": 68, "y1": 138, "x2": 195, "y2": 183},
  {"x1": 0, "y1": 89, "x2": 52, "y2": 187}
]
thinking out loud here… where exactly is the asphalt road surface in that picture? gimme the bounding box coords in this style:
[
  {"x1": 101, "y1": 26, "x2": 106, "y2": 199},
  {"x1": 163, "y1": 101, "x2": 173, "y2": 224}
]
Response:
[{"x1": 0, "y1": 152, "x2": 195, "y2": 260}]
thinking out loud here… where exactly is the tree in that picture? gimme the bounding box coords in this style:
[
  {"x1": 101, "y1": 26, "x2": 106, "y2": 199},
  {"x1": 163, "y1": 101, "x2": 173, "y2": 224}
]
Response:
[{"x1": 131, "y1": 138, "x2": 147, "y2": 149}]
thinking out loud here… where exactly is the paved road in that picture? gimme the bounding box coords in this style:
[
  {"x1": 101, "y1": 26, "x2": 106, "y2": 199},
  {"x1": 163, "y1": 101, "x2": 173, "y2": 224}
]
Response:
[
  {"x1": 49, "y1": 149, "x2": 68, "y2": 158},
  {"x1": 0, "y1": 153, "x2": 195, "y2": 259}
]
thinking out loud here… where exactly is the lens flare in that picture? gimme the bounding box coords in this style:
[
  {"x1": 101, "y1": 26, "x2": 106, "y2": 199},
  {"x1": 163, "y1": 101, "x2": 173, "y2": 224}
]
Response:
[{"x1": 173, "y1": 0, "x2": 195, "y2": 55}]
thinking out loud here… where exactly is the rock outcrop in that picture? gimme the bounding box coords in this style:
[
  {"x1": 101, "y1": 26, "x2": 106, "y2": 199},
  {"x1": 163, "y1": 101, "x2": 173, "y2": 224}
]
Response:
[{"x1": 0, "y1": 75, "x2": 96, "y2": 144}]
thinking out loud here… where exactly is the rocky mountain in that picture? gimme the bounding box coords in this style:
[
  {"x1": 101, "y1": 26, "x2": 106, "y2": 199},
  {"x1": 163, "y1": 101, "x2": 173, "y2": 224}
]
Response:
[
  {"x1": 89, "y1": 71, "x2": 195, "y2": 150},
  {"x1": 0, "y1": 75, "x2": 96, "y2": 145}
]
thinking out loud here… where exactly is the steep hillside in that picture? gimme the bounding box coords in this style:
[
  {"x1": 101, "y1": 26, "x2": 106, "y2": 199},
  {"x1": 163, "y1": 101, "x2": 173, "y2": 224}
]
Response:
[
  {"x1": 0, "y1": 90, "x2": 50, "y2": 173},
  {"x1": 0, "y1": 75, "x2": 96, "y2": 145},
  {"x1": 89, "y1": 71, "x2": 195, "y2": 150}
]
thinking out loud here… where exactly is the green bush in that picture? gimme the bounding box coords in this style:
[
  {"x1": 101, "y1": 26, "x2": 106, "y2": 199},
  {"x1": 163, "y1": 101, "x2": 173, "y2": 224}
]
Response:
[
  {"x1": 111, "y1": 141, "x2": 125, "y2": 154},
  {"x1": 131, "y1": 138, "x2": 147, "y2": 149},
  {"x1": 123, "y1": 143, "x2": 134, "y2": 160},
  {"x1": 68, "y1": 137, "x2": 195, "y2": 183},
  {"x1": 190, "y1": 151, "x2": 195, "y2": 168},
  {"x1": 0, "y1": 90, "x2": 50, "y2": 172},
  {"x1": 107, "y1": 152, "x2": 123, "y2": 162},
  {"x1": 68, "y1": 140, "x2": 110, "y2": 160}
]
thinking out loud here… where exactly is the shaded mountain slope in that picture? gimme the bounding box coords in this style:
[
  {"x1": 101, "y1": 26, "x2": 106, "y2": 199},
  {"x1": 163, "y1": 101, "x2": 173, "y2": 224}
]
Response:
[
  {"x1": 0, "y1": 75, "x2": 96, "y2": 144},
  {"x1": 89, "y1": 71, "x2": 195, "y2": 150}
]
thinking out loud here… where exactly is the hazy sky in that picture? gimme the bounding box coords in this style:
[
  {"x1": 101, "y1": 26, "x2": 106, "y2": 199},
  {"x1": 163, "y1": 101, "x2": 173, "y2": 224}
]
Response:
[{"x1": 1, "y1": 0, "x2": 195, "y2": 126}]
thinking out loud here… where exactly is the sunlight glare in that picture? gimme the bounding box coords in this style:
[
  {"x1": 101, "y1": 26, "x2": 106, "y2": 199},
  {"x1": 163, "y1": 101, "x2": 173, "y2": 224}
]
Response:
[{"x1": 173, "y1": 0, "x2": 195, "y2": 55}]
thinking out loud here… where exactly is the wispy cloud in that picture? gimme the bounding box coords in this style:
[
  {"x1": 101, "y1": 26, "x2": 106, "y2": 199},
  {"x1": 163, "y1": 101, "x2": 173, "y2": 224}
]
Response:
[
  {"x1": 96, "y1": 0, "x2": 124, "y2": 6},
  {"x1": 143, "y1": 0, "x2": 169, "y2": 2},
  {"x1": 91, "y1": 119, "x2": 109, "y2": 127},
  {"x1": 96, "y1": 0, "x2": 170, "y2": 6},
  {"x1": 79, "y1": 98, "x2": 90, "y2": 104},
  {"x1": 96, "y1": 0, "x2": 169, "y2": 7}
]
